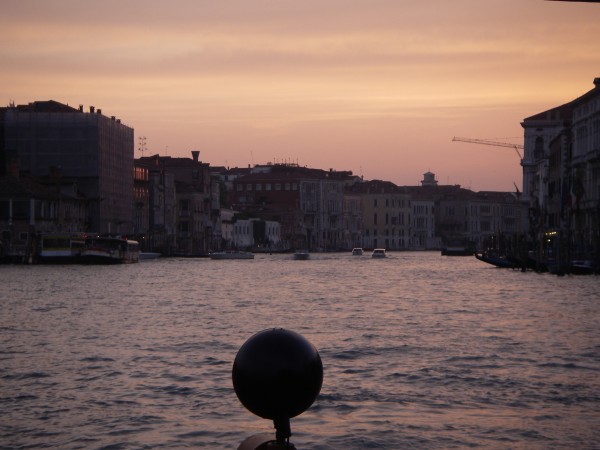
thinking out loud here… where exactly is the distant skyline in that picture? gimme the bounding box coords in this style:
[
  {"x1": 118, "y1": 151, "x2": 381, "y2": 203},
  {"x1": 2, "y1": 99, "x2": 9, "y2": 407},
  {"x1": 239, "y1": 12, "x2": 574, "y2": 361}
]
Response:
[{"x1": 1, "y1": 0, "x2": 598, "y2": 191}]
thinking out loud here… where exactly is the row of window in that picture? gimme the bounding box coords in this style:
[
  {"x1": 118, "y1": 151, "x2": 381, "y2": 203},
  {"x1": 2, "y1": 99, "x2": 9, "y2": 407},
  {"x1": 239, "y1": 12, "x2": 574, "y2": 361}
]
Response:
[
  {"x1": 0, "y1": 200, "x2": 85, "y2": 221},
  {"x1": 237, "y1": 182, "x2": 299, "y2": 192},
  {"x1": 364, "y1": 228, "x2": 409, "y2": 237},
  {"x1": 373, "y1": 198, "x2": 409, "y2": 208}
]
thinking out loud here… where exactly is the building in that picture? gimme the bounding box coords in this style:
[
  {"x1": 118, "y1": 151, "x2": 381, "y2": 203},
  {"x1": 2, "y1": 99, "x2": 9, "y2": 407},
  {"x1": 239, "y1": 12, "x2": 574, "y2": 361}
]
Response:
[
  {"x1": 351, "y1": 180, "x2": 412, "y2": 250},
  {"x1": 405, "y1": 173, "x2": 524, "y2": 252},
  {"x1": 522, "y1": 77, "x2": 600, "y2": 264},
  {"x1": 231, "y1": 164, "x2": 354, "y2": 251},
  {"x1": 342, "y1": 189, "x2": 363, "y2": 250},
  {"x1": 0, "y1": 101, "x2": 134, "y2": 234},
  {"x1": 136, "y1": 151, "x2": 216, "y2": 255},
  {"x1": 0, "y1": 170, "x2": 88, "y2": 262},
  {"x1": 231, "y1": 218, "x2": 282, "y2": 250}
]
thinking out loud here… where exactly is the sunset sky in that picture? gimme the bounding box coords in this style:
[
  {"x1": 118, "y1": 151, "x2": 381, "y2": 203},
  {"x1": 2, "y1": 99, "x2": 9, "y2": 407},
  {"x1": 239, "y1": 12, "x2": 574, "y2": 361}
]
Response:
[{"x1": 1, "y1": 0, "x2": 598, "y2": 191}]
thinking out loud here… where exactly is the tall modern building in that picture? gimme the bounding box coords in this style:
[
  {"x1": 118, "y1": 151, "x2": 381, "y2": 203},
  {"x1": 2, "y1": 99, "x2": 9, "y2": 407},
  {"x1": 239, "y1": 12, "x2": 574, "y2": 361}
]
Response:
[{"x1": 0, "y1": 100, "x2": 135, "y2": 234}]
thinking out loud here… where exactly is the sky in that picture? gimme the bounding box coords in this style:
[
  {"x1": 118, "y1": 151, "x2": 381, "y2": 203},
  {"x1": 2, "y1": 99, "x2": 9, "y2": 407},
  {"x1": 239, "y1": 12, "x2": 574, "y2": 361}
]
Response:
[{"x1": 1, "y1": 0, "x2": 598, "y2": 191}]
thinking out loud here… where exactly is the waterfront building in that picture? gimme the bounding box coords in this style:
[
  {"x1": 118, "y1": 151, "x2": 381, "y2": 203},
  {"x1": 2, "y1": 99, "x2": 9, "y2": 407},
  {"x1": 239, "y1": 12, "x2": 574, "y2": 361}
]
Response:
[
  {"x1": 133, "y1": 164, "x2": 149, "y2": 249},
  {"x1": 0, "y1": 169, "x2": 88, "y2": 262},
  {"x1": 231, "y1": 164, "x2": 352, "y2": 251},
  {"x1": 0, "y1": 101, "x2": 134, "y2": 235},
  {"x1": 342, "y1": 190, "x2": 363, "y2": 250},
  {"x1": 522, "y1": 77, "x2": 600, "y2": 263},
  {"x1": 218, "y1": 208, "x2": 235, "y2": 250},
  {"x1": 466, "y1": 191, "x2": 524, "y2": 253},
  {"x1": 410, "y1": 194, "x2": 438, "y2": 250},
  {"x1": 136, "y1": 151, "x2": 216, "y2": 255},
  {"x1": 402, "y1": 173, "x2": 525, "y2": 252},
  {"x1": 351, "y1": 180, "x2": 412, "y2": 250},
  {"x1": 231, "y1": 217, "x2": 281, "y2": 250}
]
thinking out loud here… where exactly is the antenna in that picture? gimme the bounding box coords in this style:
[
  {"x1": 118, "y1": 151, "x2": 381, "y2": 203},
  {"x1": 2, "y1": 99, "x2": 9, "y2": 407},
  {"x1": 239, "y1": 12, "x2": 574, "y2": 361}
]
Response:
[{"x1": 138, "y1": 136, "x2": 147, "y2": 156}]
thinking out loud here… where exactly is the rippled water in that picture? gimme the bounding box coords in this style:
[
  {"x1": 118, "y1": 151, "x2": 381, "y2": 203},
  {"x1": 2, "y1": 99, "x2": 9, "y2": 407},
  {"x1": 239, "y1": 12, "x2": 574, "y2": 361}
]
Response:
[{"x1": 1, "y1": 252, "x2": 599, "y2": 449}]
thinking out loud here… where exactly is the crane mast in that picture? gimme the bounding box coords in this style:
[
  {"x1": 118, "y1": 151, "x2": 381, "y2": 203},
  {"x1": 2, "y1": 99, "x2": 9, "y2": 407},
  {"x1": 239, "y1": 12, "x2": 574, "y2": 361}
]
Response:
[{"x1": 452, "y1": 136, "x2": 523, "y2": 160}]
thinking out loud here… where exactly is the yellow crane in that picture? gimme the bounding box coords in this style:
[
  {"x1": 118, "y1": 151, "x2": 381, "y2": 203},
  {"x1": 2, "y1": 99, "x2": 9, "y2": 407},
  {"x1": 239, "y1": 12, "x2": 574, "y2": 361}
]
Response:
[{"x1": 452, "y1": 136, "x2": 524, "y2": 160}]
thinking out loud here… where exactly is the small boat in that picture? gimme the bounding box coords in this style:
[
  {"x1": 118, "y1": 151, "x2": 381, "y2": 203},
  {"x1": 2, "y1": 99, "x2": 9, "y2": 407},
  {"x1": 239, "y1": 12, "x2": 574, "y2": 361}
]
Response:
[
  {"x1": 351, "y1": 248, "x2": 364, "y2": 256},
  {"x1": 293, "y1": 250, "x2": 310, "y2": 260},
  {"x1": 442, "y1": 246, "x2": 475, "y2": 256},
  {"x1": 371, "y1": 248, "x2": 386, "y2": 258},
  {"x1": 474, "y1": 252, "x2": 514, "y2": 268},
  {"x1": 570, "y1": 260, "x2": 597, "y2": 275},
  {"x1": 209, "y1": 251, "x2": 254, "y2": 260},
  {"x1": 80, "y1": 236, "x2": 140, "y2": 264}
]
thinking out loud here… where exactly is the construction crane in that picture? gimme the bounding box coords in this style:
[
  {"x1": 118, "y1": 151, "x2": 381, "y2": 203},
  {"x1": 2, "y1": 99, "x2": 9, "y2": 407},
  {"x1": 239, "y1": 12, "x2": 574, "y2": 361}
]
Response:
[{"x1": 452, "y1": 136, "x2": 523, "y2": 160}]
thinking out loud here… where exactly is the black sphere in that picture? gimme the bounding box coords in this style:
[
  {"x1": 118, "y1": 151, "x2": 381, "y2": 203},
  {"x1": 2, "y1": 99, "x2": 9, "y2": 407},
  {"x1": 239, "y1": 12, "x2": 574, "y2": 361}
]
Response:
[{"x1": 232, "y1": 328, "x2": 323, "y2": 420}]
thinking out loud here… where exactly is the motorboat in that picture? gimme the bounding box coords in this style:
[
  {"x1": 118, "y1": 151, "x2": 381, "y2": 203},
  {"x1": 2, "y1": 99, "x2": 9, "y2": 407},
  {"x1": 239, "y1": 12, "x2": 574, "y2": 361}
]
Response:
[
  {"x1": 371, "y1": 248, "x2": 386, "y2": 258},
  {"x1": 209, "y1": 251, "x2": 254, "y2": 260},
  {"x1": 293, "y1": 250, "x2": 310, "y2": 260},
  {"x1": 351, "y1": 248, "x2": 364, "y2": 256}
]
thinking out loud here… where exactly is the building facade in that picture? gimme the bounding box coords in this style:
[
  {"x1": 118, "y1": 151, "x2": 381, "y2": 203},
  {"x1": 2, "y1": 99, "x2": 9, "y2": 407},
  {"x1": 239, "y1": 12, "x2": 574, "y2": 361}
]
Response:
[
  {"x1": 522, "y1": 77, "x2": 600, "y2": 265},
  {"x1": 352, "y1": 180, "x2": 412, "y2": 250},
  {"x1": 136, "y1": 152, "x2": 215, "y2": 255},
  {"x1": 0, "y1": 101, "x2": 134, "y2": 234},
  {"x1": 231, "y1": 164, "x2": 353, "y2": 251}
]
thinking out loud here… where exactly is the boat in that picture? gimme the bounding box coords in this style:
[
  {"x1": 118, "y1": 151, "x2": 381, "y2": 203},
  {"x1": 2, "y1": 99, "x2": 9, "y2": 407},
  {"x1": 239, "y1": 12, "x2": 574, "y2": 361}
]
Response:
[
  {"x1": 293, "y1": 250, "x2": 310, "y2": 260},
  {"x1": 441, "y1": 246, "x2": 475, "y2": 256},
  {"x1": 80, "y1": 236, "x2": 140, "y2": 264},
  {"x1": 38, "y1": 232, "x2": 85, "y2": 263},
  {"x1": 474, "y1": 252, "x2": 515, "y2": 268},
  {"x1": 209, "y1": 251, "x2": 254, "y2": 260},
  {"x1": 371, "y1": 248, "x2": 386, "y2": 258},
  {"x1": 570, "y1": 260, "x2": 597, "y2": 275},
  {"x1": 351, "y1": 248, "x2": 364, "y2": 256}
]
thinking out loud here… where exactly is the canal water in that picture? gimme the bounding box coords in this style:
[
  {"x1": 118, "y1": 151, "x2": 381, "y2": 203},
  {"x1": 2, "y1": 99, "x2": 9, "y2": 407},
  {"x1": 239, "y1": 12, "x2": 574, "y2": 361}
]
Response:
[{"x1": 1, "y1": 252, "x2": 599, "y2": 449}]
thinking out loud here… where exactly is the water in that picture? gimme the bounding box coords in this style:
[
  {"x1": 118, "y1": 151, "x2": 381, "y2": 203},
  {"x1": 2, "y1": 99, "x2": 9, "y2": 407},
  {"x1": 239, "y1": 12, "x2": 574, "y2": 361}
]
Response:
[{"x1": 1, "y1": 252, "x2": 599, "y2": 449}]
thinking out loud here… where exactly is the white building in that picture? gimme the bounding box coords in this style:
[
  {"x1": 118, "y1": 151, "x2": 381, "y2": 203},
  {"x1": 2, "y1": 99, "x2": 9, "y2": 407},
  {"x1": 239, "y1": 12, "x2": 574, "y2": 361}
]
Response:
[{"x1": 232, "y1": 218, "x2": 281, "y2": 250}]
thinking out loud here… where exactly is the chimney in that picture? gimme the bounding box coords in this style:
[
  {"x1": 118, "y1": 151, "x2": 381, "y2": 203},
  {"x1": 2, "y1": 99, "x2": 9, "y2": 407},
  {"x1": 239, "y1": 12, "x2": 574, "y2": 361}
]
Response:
[
  {"x1": 79, "y1": 105, "x2": 83, "y2": 112},
  {"x1": 191, "y1": 150, "x2": 200, "y2": 162},
  {"x1": 97, "y1": 109, "x2": 101, "y2": 114},
  {"x1": 90, "y1": 106, "x2": 95, "y2": 113}
]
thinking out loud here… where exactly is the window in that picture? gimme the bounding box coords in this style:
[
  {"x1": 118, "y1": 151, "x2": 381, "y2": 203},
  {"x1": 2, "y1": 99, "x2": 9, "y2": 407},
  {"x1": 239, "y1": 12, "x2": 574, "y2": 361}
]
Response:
[
  {"x1": 534, "y1": 136, "x2": 544, "y2": 159},
  {"x1": 246, "y1": 184, "x2": 252, "y2": 191}
]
